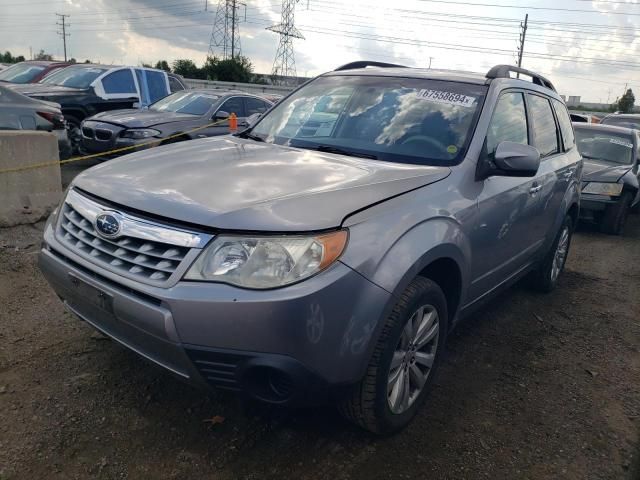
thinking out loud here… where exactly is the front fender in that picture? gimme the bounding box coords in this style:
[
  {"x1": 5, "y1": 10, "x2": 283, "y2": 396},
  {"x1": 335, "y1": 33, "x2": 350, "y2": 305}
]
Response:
[{"x1": 340, "y1": 215, "x2": 472, "y2": 380}]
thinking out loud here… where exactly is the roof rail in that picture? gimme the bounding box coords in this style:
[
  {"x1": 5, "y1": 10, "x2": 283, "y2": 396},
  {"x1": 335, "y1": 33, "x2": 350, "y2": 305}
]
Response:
[
  {"x1": 486, "y1": 64, "x2": 556, "y2": 92},
  {"x1": 334, "y1": 61, "x2": 408, "y2": 71}
]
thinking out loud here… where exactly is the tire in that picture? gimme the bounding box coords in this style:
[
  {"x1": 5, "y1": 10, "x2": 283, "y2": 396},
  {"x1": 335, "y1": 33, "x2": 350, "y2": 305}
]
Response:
[
  {"x1": 601, "y1": 191, "x2": 632, "y2": 235},
  {"x1": 338, "y1": 277, "x2": 448, "y2": 434},
  {"x1": 528, "y1": 215, "x2": 573, "y2": 293},
  {"x1": 64, "y1": 114, "x2": 82, "y2": 155}
]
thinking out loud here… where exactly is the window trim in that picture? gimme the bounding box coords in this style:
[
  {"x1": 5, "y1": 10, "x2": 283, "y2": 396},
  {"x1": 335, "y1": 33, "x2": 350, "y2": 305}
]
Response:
[
  {"x1": 525, "y1": 92, "x2": 562, "y2": 160},
  {"x1": 551, "y1": 99, "x2": 575, "y2": 153}
]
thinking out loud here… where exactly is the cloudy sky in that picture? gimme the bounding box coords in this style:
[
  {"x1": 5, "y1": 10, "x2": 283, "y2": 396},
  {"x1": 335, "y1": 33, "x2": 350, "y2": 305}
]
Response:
[{"x1": 0, "y1": 0, "x2": 638, "y2": 103}]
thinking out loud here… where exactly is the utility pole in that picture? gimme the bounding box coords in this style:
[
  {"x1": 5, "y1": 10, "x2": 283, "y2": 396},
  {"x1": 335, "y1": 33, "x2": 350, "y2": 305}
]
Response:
[
  {"x1": 428, "y1": 56, "x2": 434, "y2": 69},
  {"x1": 517, "y1": 13, "x2": 528, "y2": 70},
  {"x1": 267, "y1": 0, "x2": 304, "y2": 85},
  {"x1": 56, "y1": 13, "x2": 70, "y2": 62},
  {"x1": 208, "y1": 0, "x2": 244, "y2": 60}
]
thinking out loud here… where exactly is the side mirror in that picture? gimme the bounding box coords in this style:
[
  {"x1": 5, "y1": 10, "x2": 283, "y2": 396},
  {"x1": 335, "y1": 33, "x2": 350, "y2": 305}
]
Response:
[
  {"x1": 214, "y1": 110, "x2": 230, "y2": 121},
  {"x1": 480, "y1": 141, "x2": 540, "y2": 179},
  {"x1": 246, "y1": 112, "x2": 262, "y2": 127}
]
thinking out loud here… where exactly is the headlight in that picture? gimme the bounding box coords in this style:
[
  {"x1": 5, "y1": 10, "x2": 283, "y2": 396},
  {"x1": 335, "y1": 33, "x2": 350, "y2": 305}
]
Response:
[
  {"x1": 184, "y1": 230, "x2": 348, "y2": 289},
  {"x1": 120, "y1": 128, "x2": 160, "y2": 139},
  {"x1": 582, "y1": 182, "x2": 623, "y2": 196}
]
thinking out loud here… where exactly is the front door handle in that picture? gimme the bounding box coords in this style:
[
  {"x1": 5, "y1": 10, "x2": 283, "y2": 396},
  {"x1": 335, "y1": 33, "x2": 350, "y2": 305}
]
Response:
[{"x1": 529, "y1": 185, "x2": 542, "y2": 195}]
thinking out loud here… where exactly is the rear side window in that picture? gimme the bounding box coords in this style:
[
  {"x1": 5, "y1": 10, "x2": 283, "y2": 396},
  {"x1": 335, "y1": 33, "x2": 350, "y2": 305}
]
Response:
[
  {"x1": 219, "y1": 97, "x2": 246, "y2": 117},
  {"x1": 245, "y1": 97, "x2": 270, "y2": 115},
  {"x1": 168, "y1": 75, "x2": 185, "y2": 92},
  {"x1": 552, "y1": 99, "x2": 575, "y2": 150},
  {"x1": 528, "y1": 94, "x2": 560, "y2": 157},
  {"x1": 486, "y1": 92, "x2": 528, "y2": 156},
  {"x1": 102, "y1": 69, "x2": 136, "y2": 94},
  {"x1": 145, "y1": 70, "x2": 169, "y2": 103}
]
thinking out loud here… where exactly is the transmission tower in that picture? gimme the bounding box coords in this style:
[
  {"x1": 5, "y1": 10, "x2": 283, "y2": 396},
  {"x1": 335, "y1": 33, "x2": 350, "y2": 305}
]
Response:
[
  {"x1": 267, "y1": 0, "x2": 304, "y2": 85},
  {"x1": 208, "y1": 0, "x2": 244, "y2": 60}
]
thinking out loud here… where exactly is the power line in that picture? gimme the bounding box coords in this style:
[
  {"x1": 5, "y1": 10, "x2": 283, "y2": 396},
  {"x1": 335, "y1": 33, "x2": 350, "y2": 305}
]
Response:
[
  {"x1": 517, "y1": 13, "x2": 528, "y2": 70},
  {"x1": 55, "y1": 13, "x2": 70, "y2": 62}
]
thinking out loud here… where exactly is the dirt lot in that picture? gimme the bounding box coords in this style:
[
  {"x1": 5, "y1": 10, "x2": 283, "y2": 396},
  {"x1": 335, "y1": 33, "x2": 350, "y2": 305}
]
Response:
[{"x1": 0, "y1": 194, "x2": 639, "y2": 479}]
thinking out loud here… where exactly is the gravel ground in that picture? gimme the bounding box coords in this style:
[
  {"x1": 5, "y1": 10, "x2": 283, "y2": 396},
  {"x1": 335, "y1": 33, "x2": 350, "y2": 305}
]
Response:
[{"x1": 0, "y1": 203, "x2": 638, "y2": 479}]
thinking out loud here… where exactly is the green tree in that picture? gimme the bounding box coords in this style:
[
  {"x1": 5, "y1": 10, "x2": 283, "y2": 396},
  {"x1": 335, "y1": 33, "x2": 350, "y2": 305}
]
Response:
[
  {"x1": 172, "y1": 59, "x2": 201, "y2": 79},
  {"x1": 141, "y1": 62, "x2": 152, "y2": 68},
  {"x1": 154, "y1": 60, "x2": 171, "y2": 72},
  {"x1": 215, "y1": 56, "x2": 253, "y2": 82},
  {"x1": 200, "y1": 55, "x2": 220, "y2": 80},
  {"x1": 198, "y1": 55, "x2": 253, "y2": 82},
  {"x1": 33, "y1": 49, "x2": 53, "y2": 61},
  {"x1": 617, "y1": 89, "x2": 635, "y2": 113},
  {"x1": 0, "y1": 51, "x2": 23, "y2": 63}
]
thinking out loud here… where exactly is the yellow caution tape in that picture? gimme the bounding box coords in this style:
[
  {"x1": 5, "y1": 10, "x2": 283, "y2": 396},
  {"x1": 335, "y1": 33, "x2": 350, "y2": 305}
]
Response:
[{"x1": 0, "y1": 118, "x2": 233, "y2": 175}]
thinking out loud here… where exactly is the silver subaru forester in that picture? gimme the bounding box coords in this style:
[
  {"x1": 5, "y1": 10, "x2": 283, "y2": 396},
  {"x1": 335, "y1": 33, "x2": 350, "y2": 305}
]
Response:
[{"x1": 39, "y1": 62, "x2": 581, "y2": 433}]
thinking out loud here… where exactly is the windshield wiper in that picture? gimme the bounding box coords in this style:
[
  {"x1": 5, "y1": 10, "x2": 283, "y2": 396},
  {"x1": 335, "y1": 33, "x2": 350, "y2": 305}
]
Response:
[
  {"x1": 315, "y1": 145, "x2": 378, "y2": 159},
  {"x1": 236, "y1": 131, "x2": 265, "y2": 142}
]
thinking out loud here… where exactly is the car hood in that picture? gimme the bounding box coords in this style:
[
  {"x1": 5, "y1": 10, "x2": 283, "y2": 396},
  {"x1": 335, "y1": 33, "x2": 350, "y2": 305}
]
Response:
[
  {"x1": 73, "y1": 136, "x2": 451, "y2": 231},
  {"x1": 7, "y1": 83, "x2": 86, "y2": 97},
  {"x1": 88, "y1": 109, "x2": 198, "y2": 128},
  {"x1": 582, "y1": 159, "x2": 632, "y2": 183}
]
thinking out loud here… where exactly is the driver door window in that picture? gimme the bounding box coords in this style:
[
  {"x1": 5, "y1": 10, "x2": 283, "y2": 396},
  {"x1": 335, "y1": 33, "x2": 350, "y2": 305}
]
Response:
[
  {"x1": 486, "y1": 92, "x2": 529, "y2": 156},
  {"x1": 217, "y1": 97, "x2": 246, "y2": 118}
]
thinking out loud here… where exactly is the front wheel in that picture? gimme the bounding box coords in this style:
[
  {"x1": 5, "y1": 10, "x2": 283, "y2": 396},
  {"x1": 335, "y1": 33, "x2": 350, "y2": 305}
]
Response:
[
  {"x1": 64, "y1": 114, "x2": 82, "y2": 155},
  {"x1": 338, "y1": 277, "x2": 447, "y2": 434},
  {"x1": 601, "y1": 192, "x2": 632, "y2": 235},
  {"x1": 528, "y1": 215, "x2": 573, "y2": 293}
]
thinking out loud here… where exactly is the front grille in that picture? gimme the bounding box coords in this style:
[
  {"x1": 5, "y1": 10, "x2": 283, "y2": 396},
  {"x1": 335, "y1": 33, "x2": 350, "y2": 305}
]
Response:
[
  {"x1": 186, "y1": 349, "x2": 242, "y2": 391},
  {"x1": 95, "y1": 129, "x2": 112, "y2": 141},
  {"x1": 57, "y1": 201, "x2": 190, "y2": 284},
  {"x1": 82, "y1": 126, "x2": 94, "y2": 139}
]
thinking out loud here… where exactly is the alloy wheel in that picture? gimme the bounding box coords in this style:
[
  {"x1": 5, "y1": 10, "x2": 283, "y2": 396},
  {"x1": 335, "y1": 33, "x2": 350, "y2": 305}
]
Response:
[
  {"x1": 551, "y1": 226, "x2": 569, "y2": 282},
  {"x1": 387, "y1": 304, "x2": 440, "y2": 415}
]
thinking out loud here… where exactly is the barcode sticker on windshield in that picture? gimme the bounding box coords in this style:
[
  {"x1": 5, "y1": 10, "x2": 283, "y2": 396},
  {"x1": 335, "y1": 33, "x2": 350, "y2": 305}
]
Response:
[
  {"x1": 416, "y1": 90, "x2": 476, "y2": 107},
  {"x1": 609, "y1": 138, "x2": 633, "y2": 148}
]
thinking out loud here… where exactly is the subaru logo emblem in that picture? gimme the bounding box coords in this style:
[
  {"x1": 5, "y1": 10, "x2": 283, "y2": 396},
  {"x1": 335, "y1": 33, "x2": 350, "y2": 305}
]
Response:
[{"x1": 95, "y1": 212, "x2": 121, "y2": 238}]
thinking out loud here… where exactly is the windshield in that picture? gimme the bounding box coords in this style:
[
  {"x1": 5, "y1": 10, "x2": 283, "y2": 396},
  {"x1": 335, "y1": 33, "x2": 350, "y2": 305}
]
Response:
[
  {"x1": 0, "y1": 63, "x2": 46, "y2": 83},
  {"x1": 150, "y1": 91, "x2": 219, "y2": 115},
  {"x1": 600, "y1": 116, "x2": 640, "y2": 130},
  {"x1": 41, "y1": 66, "x2": 107, "y2": 88},
  {"x1": 575, "y1": 128, "x2": 634, "y2": 165},
  {"x1": 250, "y1": 75, "x2": 486, "y2": 165}
]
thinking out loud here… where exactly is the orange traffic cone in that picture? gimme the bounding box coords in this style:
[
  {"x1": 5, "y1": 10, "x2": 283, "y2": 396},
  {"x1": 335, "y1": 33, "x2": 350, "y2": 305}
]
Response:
[{"x1": 229, "y1": 112, "x2": 238, "y2": 132}]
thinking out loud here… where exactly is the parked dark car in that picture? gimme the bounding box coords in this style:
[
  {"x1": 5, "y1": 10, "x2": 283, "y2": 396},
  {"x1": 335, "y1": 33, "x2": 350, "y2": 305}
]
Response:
[
  {"x1": 39, "y1": 62, "x2": 581, "y2": 434},
  {"x1": 0, "y1": 61, "x2": 70, "y2": 84},
  {"x1": 167, "y1": 73, "x2": 187, "y2": 93},
  {"x1": 8, "y1": 64, "x2": 174, "y2": 152},
  {"x1": 79, "y1": 90, "x2": 273, "y2": 159},
  {"x1": 600, "y1": 113, "x2": 640, "y2": 130},
  {"x1": 574, "y1": 123, "x2": 639, "y2": 234},
  {"x1": 0, "y1": 84, "x2": 71, "y2": 158}
]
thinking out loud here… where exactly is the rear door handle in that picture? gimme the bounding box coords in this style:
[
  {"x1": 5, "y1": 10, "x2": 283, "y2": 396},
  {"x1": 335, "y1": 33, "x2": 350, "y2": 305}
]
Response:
[{"x1": 529, "y1": 185, "x2": 542, "y2": 194}]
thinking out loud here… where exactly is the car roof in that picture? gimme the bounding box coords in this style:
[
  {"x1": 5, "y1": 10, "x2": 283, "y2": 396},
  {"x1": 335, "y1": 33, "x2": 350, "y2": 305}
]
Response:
[
  {"x1": 322, "y1": 65, "x2": 562, "y2": 100},
  {"x1": 573, "y1": 122, "x2": 637, "y2": 136},
  {"x1": 605, "y1": 113, "x2": 640, "y2": 119},
  {"x1": 325, "y1": 66, "x2": 488, "y2": 85}
]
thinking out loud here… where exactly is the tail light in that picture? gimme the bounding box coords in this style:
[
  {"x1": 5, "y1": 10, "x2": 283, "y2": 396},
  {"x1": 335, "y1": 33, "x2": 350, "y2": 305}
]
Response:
[{"x1": 37, "y1": 111, "x2": 66, "y2": 130}]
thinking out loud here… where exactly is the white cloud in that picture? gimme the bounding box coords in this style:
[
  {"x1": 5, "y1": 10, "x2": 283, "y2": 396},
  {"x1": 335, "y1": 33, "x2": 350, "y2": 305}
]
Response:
[{"x1": 0, "y1": 0, "x2": 638, "y2": 101}]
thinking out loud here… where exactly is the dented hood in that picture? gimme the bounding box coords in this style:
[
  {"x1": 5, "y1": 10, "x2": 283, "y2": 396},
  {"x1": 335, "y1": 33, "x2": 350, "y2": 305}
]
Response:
[{"x1": 73, "y1": 136, "x2": 451, "y2": 231}]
